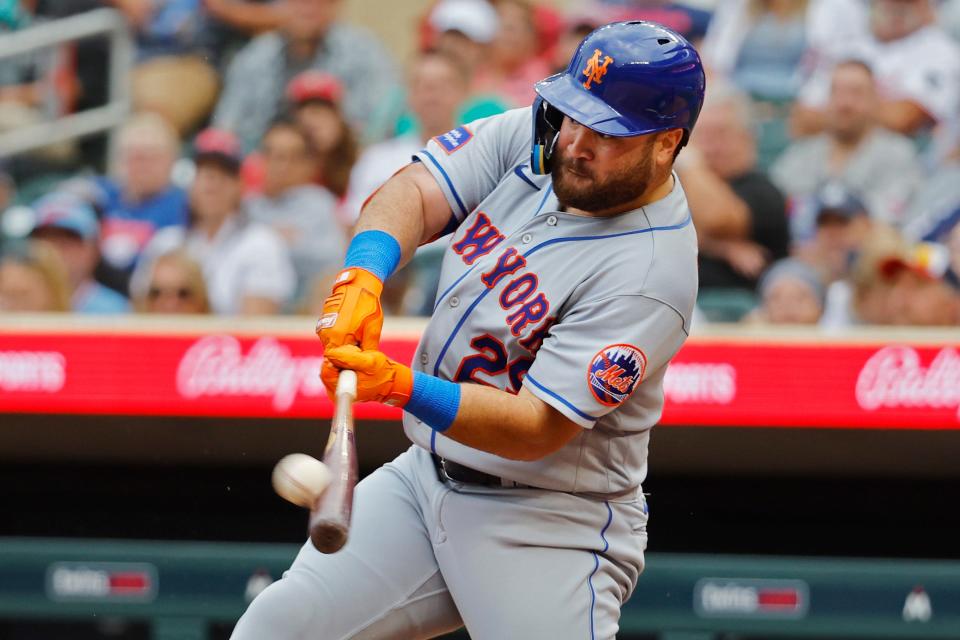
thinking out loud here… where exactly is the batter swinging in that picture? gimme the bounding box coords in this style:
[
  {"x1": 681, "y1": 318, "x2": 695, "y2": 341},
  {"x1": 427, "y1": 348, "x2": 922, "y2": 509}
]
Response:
[{"x1": 232, "y1": 21, "x2": 706, "y2": 640}]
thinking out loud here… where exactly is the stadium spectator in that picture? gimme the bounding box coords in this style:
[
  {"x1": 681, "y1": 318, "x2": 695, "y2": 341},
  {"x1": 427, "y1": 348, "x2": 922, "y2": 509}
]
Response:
[
  {"x1": 772, "y1": 60, "x2": 922, "y2": 232},
  {"x1": 213, "y1": 0, "x2": 401, "y2": 151},
  {"x1": 134, "y1": 128, "x2": 295, "y2": 315},
  {"x1": 426, "y1": 0, "x2": 498, "y2": 79},
  {"x1": 0, "y1": 240, "x2": 71, "y2": 312},
  {"x1": 795, "y1": 183, "x2": 872, "y2": 329},
  {"x1": 134, "y1": 249, "x2": 210, "y2": 314},
  {"x1": 796, "y1": 183, "x2": 871, "y2": 283},
  {"x1": 240, "y1": 71, "x2": 358, "y2": 202},
  {"x1": 700, "y1": 0, "x2": 810, "y2": 101},
  {"x1": 882, "y1": 243, "x2": 960, "y2": 326},
  {"x1": 245, "y1": 119, "x2": 343, "y2": 302},
  {"x1": 792, "y1": 0, "x2": 960, "y2": 139},
  {"x1": 472, "y1": 0, "x2": 551, "y2": 108},
  {"x1": 286, "y1": 71, "x2": 357, "y2": 201},
  {"x1": 28, "y1": 194, "x2": 129, "y2": 313},
  {"x1": 345, "y1": 51, "x2": 469, "y2": 225},
  {"x1": 679, "y1": 83, "x2": 789, "y2": 296},
  {"x1": 425, "y1": 0, "x2": 509, "y2": 123},
  {"x1": 747, "y1": 258, "x2": 825, "y2": 325},
  {"x1": 92, "y1": 114, "x2": 188, "y2": 279}
]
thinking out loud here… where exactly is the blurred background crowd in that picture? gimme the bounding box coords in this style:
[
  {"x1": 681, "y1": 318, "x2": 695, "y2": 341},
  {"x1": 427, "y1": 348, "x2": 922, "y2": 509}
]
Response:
[{"x1": 1, "y1": 0, "x2": 959, "y2": 328}]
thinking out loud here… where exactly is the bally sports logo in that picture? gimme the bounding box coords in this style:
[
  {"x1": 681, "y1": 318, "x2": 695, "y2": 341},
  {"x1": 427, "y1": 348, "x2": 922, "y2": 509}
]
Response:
[
  {"x1": 588, "y1": 344, "x2": 646, "y2": 406},
  {"x1": 856, "y1": 346, "x2": 960, "y2": 419},
  {"x1": 176, "y1": 336, "x2": 324, "y2": 411}
]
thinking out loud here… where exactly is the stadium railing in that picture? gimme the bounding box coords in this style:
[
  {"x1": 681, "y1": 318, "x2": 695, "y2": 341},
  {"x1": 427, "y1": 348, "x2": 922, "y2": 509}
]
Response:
[{"x1": 0, "y1": 8, "x2": 133, "y2": 160}]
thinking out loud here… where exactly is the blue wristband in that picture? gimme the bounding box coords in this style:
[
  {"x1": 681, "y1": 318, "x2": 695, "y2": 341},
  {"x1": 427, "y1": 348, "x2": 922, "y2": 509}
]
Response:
[
  {"x1": 344, "y1": 230, "x2": 402, "y2": 282},
  {"x1": 406, "y1": 371, "x2": 461, "y2": 432}
]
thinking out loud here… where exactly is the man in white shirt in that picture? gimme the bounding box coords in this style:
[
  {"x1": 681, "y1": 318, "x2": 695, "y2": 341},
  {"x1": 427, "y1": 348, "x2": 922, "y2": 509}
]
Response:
[
  {"x1": 133, "y1": 128, "x2": 296, "y2": 315},
  {"x1": 792, "y1": 0, "x2": 960, "y2": 139}
]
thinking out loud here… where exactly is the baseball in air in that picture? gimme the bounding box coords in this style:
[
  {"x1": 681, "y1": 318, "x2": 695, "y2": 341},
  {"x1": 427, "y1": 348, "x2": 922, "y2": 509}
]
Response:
[{"x1": 272, "y1": 454, "x2": 331, "y2": 508}]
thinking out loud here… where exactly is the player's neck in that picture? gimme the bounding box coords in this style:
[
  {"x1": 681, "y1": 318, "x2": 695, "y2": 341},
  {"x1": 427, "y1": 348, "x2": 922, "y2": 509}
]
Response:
[{"x1": 567, "y1": 173, "x2": 675, "y2": 218}]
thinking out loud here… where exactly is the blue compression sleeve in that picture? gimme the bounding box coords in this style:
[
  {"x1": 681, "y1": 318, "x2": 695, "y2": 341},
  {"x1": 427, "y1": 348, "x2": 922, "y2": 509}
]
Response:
[
  {"x1": 405, "y1": 371, "x2": 461, "y2": 432},
  {"x1": 344, "y1": 230, "x2": 402, "y2": 282}
]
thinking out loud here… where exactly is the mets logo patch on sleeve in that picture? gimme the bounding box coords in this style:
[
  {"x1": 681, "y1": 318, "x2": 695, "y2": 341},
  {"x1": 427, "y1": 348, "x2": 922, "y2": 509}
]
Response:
[
  {"x1": 433, "y1": 126, "x2": 473, "y2": 154},
  {"x1": 588, "y1": 344, "x2": 646, "y2": 406}
]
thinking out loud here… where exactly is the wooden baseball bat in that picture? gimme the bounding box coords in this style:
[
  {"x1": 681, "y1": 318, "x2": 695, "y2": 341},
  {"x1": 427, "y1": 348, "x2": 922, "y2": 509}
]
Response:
[{"x1": 309, "y1": 369, "x2": 358, "y2": 553}]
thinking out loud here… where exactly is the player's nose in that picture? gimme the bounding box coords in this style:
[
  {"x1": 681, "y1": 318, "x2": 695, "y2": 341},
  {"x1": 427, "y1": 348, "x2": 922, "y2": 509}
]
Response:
[{"x1": 565, "y1": 124, "x2": 596, "y2": 162}]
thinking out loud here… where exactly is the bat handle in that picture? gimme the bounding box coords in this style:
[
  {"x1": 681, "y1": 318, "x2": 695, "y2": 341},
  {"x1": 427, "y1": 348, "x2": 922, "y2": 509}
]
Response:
[{"x1": 336, "y1": 369, "x2": 358, "y2": 401}]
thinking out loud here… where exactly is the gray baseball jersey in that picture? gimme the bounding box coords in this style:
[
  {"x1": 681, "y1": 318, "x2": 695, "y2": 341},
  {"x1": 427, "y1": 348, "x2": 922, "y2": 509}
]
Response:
[
  {"x1": 231, "y1": 107, "x2": 697, "y2": 640},
  {"x1": 407, "y1": 107, "x2": 698, "y2": 495}
]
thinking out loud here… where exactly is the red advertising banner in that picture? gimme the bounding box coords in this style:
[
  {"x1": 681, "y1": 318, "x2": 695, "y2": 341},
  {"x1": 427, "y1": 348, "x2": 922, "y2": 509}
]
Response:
[{"x1": 1, "y1": 325, "x2": 958, "y2": 429}]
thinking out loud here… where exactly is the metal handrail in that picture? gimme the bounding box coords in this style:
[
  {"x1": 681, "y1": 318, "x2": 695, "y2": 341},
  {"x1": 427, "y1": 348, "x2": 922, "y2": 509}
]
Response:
[{"x1": 0, "y1": 8, "x2": 134, "y2": 159}]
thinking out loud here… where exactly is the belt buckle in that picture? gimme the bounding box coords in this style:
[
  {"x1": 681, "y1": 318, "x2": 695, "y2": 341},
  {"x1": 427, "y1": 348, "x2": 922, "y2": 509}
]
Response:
[{"x1": 439, "y1": 458, "x2": 452, "y2": 482}]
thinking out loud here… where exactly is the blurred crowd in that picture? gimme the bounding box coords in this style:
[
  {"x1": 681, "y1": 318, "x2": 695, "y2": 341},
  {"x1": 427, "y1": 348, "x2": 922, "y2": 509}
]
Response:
[{"x1": 1, "y1": 0, "x2": 959, "y2": 328}]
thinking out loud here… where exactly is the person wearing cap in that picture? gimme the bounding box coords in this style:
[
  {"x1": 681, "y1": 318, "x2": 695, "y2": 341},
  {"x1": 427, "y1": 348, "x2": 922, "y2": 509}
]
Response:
[
  {"x1": 132, "y1": 128, "x2": 296, "y2": 315},
  {"x1": 772, "y1": 59, "x2": 922, "y2": 232},
  {"x1": 425, "y1": 0, "x2": 511, "y2": 123},
  {"x1": 245, "y1": 118, "x2": 345, "y2": 301},
  {"x1": 212, "y1": 0, "x2": 401, "y2": 152},
  {"x1": 285, "y1": 70, "x2": 357, "y2": 201},
  {"x1": 881, "y1": 242, "x2": 960, "y2": 326},
  {"x1": 427, "y1": 0, "x2": 499, "y2": 78},
  {"x1": 797, "y1": 182, "x2": 873, "y2": 329},
  {"x1": 797, "y1": 182, "x2": 871, "y2": 283},
  {"x1": 28, "y1": 193, "x2": 130, "y2": 314},
  {"x1": 240, "y1": 71, "x2": 358, "y2": 202}
]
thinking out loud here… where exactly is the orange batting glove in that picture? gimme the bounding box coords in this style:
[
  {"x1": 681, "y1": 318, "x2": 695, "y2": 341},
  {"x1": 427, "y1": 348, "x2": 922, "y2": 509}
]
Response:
[
  {"x1": 322, "y1": 345, "x2": 414, "y2": 406},
  {"x1": 316, "y1": 267, "x2": 384, "y2": 351}
]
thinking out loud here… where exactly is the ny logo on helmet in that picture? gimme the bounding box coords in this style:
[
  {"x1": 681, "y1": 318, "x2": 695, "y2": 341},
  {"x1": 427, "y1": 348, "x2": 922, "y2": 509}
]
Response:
[{"x1": 581, "y1": 49, "x2": 614, "y2": 90}]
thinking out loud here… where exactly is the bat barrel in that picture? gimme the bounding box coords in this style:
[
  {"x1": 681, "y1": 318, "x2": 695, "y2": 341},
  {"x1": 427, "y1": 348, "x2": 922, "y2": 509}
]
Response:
[{"x1": 309, "y1": 368, "x2": 358, "y2": 553}]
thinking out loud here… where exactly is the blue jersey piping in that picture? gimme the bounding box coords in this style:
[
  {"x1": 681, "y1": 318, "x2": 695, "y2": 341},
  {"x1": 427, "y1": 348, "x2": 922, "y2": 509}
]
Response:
[
  {"x1": 513, "y1": 164, "x2": 541, "y2": 191},
  {"x1": 525, "y1": 373, "x2": 598, "y2": 423},
  {"x1": 588, "y1": 501, "x2": 614, "y2": 640},
  {"x1": 420, "y1": 149, "x2": 468, "y2": 219}
]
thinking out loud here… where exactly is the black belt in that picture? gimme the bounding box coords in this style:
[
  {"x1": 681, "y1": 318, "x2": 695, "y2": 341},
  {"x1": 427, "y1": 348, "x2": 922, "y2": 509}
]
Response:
[{"x1": 431, "y1": 453, "x2": 524, "y2": 487}]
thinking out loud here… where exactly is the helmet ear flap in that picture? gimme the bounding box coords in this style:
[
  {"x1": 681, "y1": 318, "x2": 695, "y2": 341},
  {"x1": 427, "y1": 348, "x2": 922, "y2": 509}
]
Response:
[{"x1": 531, "y1": 97, "x2": 564, "y2": 175}]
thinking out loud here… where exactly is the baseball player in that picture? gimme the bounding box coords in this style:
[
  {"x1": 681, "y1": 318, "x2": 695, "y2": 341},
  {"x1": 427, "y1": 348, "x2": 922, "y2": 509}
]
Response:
[{"x1": 232, "y1": 21, "x2": 705, "y2": 640}]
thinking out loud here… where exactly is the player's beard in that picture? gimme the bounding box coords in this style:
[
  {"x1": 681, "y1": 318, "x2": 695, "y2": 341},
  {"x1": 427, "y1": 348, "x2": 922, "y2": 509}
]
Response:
[{"x1": 551, "y1": 137, "x2": 662, "y2": 215}]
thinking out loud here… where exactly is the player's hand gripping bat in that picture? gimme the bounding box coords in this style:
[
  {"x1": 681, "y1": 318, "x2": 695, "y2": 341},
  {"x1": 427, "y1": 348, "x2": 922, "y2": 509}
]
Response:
[{"x1": 309, "y1": 369, "x2": 358, "y2": 553}]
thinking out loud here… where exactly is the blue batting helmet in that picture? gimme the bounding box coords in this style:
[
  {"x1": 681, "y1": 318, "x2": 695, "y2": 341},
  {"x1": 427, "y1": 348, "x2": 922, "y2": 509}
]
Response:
[{"x1": 531, "y1": 21, "x2": 706, "y2": 174}]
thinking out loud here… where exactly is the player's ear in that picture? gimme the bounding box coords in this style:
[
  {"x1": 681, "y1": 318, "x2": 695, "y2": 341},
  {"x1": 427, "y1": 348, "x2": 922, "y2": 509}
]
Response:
[{"x1": 655, "y1": 129, "x2": 684, "y2": 166}]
